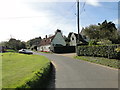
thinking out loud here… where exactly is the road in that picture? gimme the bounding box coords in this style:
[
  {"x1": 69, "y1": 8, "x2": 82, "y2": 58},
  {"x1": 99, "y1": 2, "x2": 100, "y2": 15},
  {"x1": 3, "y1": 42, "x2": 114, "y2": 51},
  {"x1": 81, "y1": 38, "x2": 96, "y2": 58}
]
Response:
[{"x1": 34, "y1": 52, "x2": 118, "y2": 88}]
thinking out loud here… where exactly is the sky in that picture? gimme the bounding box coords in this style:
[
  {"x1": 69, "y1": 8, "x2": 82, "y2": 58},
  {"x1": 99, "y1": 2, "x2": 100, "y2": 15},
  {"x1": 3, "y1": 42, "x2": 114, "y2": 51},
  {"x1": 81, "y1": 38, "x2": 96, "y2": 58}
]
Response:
[{"x1": 0, "y1": 0, "x2": 119, "y2": 42}]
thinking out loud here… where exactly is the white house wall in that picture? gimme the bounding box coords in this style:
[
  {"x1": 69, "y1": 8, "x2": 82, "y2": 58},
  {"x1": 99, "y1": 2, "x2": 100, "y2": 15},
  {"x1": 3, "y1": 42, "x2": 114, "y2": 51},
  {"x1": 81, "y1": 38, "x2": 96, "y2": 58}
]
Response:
[
  {"x1": 51, "y1": 32, "x2": 66, "y2": 46},
  {"x1": 70, "y1": 33, "x2": 77, "y2": 46},
  {"x1": 37, "y1": 44, "x2": 51, "y2": 52}
]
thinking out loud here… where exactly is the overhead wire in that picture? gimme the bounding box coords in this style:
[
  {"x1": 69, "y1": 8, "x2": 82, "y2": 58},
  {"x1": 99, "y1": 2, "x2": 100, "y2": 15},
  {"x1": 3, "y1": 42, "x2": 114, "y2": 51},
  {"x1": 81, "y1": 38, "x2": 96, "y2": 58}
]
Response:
[
  {"x1": 47, "y1": 2, "x2": 76, "y2": 31},
  {"x1": 0, "y1": 15, "x2": 58, "y2": 20},
  {"x1": 80, "y1": 1, "x2": 86, "y2": 15}
]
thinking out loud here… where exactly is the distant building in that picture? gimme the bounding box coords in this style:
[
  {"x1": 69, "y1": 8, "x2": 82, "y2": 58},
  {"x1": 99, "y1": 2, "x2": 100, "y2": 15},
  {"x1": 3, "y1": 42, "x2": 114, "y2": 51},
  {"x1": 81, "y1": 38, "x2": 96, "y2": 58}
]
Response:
[
  {"x1": 68, "y1": 32, "x2": 88, "y2": 46},
  {"x1": 37, "y1": 29, "x2": 66, "y2": 52},
  {"x1": 0, "y1": 46, "x2": 6, "y2": 52}
]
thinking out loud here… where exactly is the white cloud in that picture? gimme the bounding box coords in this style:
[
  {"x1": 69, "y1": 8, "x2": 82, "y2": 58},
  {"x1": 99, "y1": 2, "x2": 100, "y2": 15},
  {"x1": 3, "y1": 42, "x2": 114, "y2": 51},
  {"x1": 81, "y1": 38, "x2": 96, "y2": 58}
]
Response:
[
  {"x1": 0, "y1": 0, "x2": 53, "y2": 41},
  {"x1": 86, "y1": 0, "x2": 101, "y2": 7},
  {"x1": 0, "y1": 0, "x2": 76, "y2": 42},
  {"x1": 113, "y1": 19, "x2": 120, "y2": 28},
  {"x1": 113, "y1": 19, "x2": 120, "y2": 25},
  {"x1": 81, "y1": 0, "x2": 119, "y2": 2},
  {"x1": 113, "y1": 19, "x2": 118, "y2": 24}
]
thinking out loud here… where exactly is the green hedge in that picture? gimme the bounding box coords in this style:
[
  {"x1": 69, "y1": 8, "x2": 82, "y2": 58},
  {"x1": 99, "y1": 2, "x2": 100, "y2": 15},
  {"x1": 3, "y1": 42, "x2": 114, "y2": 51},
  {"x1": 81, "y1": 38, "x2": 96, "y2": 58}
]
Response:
[
  {"x1": 77, "y1": 44, "x2": 120, "y2": 59},
  {"x1": 16, "y1": 62, "x2": 53, "y2": 89},
  {"x1": 52, "y1": 46, "x2": 75, "y2": 53}
]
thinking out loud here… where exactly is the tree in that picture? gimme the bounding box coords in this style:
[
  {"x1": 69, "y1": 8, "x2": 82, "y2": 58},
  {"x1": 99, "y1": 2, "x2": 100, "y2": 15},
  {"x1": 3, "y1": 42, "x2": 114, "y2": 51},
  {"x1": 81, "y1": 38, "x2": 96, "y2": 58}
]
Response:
[
  {"x1": 81, "y1": 25, "x2": 100, "y2": 40},
  {"x1": 26, "y1": 36, "x2": 42, "y2": 49},
  {"x1": 98, "y1": 20, "x2": 117, "y2": 41},
  {"x1": 81, "y1": 20, "x2": 118, "y2": 44},
  {"x1": 1, "y1": 38, "x2": 26, "y2": 50}
]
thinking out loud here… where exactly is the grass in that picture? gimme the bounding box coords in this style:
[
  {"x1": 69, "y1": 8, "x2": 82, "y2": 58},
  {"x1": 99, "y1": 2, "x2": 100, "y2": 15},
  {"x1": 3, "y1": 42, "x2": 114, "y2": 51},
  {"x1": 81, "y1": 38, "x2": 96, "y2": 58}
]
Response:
[
  {"x1": 0, "y1": 53, "x2": 2, "y2": 89},
  {"x1": 75, "y1": 56, "x2": 120, "y2": 69},
  {"x1": 2, "y1": 52, "x2": 51, "y2": 88},
  {"x1": 5, "y1": 49, "x2": 16, "y2": 52}
]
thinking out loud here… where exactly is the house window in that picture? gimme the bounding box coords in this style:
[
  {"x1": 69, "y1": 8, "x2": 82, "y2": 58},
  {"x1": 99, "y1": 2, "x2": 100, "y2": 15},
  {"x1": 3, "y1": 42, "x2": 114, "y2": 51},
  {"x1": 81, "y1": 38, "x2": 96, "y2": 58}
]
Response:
[{"x1": 72, "y1": 37, "x2": 74, "y2": 40}]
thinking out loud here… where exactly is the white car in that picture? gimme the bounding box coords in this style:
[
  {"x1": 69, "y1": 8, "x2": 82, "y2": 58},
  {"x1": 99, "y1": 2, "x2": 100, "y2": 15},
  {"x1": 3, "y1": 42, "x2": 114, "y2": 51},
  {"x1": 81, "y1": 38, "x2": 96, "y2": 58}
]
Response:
[{"x1": 18, "y1": 49, "x2": 33, "y2": 54}]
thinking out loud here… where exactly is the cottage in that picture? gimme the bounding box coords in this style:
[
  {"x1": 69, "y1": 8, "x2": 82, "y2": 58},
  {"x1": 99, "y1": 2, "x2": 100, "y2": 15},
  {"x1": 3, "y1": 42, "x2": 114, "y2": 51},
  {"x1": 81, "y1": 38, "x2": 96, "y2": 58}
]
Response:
[
  {"x1": 68, "y1": 32, "x2": 88, "y2": 46},
  {"x1": 37, "y1": 29, "x2": 66, "y2": 52}
]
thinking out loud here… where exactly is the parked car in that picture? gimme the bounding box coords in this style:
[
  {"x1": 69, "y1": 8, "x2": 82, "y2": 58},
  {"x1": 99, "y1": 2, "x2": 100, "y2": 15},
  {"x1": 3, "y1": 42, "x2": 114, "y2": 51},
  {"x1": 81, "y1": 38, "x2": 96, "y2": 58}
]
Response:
[{"x1": 18, "y1": 49, "x2": 33, "y2": 54}]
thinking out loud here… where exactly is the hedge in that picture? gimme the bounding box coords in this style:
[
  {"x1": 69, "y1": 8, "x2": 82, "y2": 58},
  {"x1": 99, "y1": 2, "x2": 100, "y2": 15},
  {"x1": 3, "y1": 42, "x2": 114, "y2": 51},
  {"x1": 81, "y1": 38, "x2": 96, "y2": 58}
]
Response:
[
  {"x1": 52, "y1": 46, "x2": 75, "y2": 53},
  {"x1": 16, "y1": 62, "x2": 53, "y2": 89},
  {"x1": 77, "y1": 44, "x2": 120, "y2": 59}
]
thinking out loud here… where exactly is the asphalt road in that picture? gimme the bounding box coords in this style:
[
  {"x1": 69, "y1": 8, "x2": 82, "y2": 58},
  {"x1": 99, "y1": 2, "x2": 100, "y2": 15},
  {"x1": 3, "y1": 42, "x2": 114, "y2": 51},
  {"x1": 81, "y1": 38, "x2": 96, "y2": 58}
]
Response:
[{"x1": 34, "y1": 52, "x2": 118, "y2": 88}]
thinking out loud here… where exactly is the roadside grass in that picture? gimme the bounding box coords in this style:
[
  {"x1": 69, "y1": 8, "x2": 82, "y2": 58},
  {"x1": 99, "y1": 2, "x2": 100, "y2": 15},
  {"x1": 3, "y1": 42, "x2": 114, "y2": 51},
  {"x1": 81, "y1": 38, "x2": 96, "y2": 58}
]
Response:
[
  {"x1": 2, "y1": 52, "x2": 51, "y2": 88},
  {"x1": 5, "y1": 49, "x2": 16, "y2": 52},
  {"x1": 0, "y1": 53, "x2": 2, "y2": 89},
  {"x1": 75, "y1": 56, "x2": 120, "y2": 69}
]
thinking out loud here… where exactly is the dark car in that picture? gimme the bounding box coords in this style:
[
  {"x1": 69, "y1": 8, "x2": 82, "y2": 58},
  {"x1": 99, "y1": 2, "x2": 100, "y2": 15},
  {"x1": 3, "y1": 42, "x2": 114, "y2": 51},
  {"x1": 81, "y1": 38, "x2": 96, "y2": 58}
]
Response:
[{"x1": 18, "y1": 49, "x2": 33, "y2": 54}]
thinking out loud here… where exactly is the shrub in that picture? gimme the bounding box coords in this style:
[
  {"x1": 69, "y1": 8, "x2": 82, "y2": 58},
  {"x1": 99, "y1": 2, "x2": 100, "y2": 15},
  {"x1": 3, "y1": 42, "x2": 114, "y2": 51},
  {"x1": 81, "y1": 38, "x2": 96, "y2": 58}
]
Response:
[
  {"x1": 77, "y1": 44, "x2": 120, "y2": 59},
  {"x1": 115, "y1": 47, "x2": 120, "y2": 52},
  {"x1": 88, "y1": 40, "x2": 97, "y2": 46},
  {"x1": 97, "y1": 39, "x2": 112, "y2": 45}
]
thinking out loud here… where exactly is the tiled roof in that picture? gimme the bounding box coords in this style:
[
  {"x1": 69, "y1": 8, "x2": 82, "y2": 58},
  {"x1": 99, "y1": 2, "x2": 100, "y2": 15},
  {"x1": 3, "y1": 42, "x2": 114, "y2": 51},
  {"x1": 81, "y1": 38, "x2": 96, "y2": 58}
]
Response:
[{"x1": 40, "y1": 35, "x2": 55, "y2": 46}]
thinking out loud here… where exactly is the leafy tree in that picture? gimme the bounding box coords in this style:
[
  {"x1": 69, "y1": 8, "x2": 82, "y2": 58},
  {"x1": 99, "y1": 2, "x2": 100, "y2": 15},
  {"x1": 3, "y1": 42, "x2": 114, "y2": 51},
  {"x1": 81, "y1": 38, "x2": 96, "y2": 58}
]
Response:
[
  {"x1": 81, "y1": 25, "x2": 100, "y2": 40},
  {"x1": 81, "y1": 20, "x2": 119, "y2": 44},
  {"x1": 1, "y1": 38, "x2": 26, "y2": 50},
  {"x1": 98, "y1": 20, "x2": 117, "y2": 40},
  {"x1": 26, "y1": 37, "x2": 42, "y2": 49}
]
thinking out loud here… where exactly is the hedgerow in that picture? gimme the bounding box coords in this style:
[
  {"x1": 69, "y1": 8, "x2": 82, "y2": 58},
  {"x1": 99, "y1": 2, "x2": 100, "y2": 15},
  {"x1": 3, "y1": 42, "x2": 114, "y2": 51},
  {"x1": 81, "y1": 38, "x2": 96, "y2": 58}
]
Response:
[{"x1": 77, "y1": 44, "x2": 120, "y2": 59}]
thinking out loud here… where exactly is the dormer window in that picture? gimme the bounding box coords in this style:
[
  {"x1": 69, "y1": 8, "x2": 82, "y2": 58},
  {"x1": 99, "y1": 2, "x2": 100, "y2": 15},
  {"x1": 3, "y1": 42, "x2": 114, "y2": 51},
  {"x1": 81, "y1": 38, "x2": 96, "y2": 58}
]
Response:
[{"x1": 72, "y1": 37, "x2": 74, "y2": 40}]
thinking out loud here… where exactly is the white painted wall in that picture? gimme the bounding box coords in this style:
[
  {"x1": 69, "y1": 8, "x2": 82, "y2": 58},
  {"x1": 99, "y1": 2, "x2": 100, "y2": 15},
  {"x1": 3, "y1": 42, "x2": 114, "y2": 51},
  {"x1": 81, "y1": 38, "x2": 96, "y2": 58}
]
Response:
[
  {"x1": 51, "y1": 32, "x2": 66, "y2": 46},
  {"x1": 37, "y1": 31, "x2": 66, "y2": 52},
  {"x1": 70, "y1": 33, "x2": 77, "y2": 46},
  {"x1": 37, "y1": 44, "x2": 51, "y2": 52}
]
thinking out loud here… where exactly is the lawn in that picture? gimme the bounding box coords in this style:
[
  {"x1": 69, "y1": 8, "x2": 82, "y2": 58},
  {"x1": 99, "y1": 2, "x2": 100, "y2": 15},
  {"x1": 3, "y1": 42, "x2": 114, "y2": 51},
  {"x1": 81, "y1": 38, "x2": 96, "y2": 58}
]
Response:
[
  {"x1": 0, "y1": 53, "x2": 2, "y2": 89},
  {"x1": 2, "y1": 52, "x2": 51, "y2": 88},
  {"x1": 75, "y1": 56, "x2": 120, "y2": 69}
]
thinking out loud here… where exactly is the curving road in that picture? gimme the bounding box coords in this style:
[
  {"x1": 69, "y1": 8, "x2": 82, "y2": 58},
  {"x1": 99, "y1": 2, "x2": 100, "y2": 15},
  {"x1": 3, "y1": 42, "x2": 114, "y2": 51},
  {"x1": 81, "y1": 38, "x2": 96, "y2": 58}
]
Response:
[{"x1": 34, "y1": 52, "x2": 118, "y2": 88}]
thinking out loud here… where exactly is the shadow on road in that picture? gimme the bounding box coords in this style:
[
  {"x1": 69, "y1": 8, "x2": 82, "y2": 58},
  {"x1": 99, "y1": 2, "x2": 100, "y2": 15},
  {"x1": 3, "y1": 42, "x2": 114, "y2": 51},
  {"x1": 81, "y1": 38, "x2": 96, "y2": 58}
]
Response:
[{"x1": 46, "y1": 63, "x2": 56, "y2": 89}]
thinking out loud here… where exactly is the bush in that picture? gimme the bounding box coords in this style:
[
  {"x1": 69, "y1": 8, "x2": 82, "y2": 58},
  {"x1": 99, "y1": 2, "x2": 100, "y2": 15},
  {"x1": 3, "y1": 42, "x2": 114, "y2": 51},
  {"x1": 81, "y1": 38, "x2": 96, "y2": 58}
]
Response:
[
  {"x1": 115, "y1": 47, "x2": 120, "y2": 52},
  {"x1": 77, "y1": 44, "x2": 120, "y2": 59},
  {"x1": 97, "y1": 39, "x2": 112, "y2": 45},
  {"x1": 88, "y1": 40, "x2": 97, "y2": 46},
  {"x1": 53, "y1": 46, "x2": 75, "y2": 53}
]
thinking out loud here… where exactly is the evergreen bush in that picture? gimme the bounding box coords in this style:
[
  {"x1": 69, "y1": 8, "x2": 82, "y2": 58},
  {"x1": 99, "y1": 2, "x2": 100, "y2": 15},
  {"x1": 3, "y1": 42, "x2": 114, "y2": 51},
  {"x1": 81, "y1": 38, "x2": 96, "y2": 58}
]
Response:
[{"x1": 77, "y1": 44, "x2": 120, "y2": 59}]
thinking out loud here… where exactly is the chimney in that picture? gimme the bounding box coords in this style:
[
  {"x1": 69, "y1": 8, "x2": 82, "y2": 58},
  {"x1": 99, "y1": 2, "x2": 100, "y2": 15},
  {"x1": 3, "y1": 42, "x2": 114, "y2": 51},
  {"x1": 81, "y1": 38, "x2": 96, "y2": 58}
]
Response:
[
  {"x1": 56, "y1": 29, "x2": 61, "y2": 32},
  {"x1": 45, "y1": 35, "x2": 47, "y2": 39},
  {"x1": 55, "y1": 29, "x2": 61, "y2": 34}
]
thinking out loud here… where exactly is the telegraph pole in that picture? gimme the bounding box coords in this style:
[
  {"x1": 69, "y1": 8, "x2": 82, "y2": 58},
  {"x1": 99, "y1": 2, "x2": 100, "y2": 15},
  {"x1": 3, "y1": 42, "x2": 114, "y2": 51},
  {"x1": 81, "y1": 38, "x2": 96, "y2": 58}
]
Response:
[{"x1": 77, "y1": 0, "x2": 80, "y2": 45}]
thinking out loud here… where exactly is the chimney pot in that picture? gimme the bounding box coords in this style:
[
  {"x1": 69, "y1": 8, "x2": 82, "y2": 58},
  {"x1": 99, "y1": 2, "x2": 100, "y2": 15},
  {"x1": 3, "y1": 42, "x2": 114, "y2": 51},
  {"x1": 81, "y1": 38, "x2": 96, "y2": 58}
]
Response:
[{"x1": 45, "y1": 35, "x2": 47, "y2": 39}]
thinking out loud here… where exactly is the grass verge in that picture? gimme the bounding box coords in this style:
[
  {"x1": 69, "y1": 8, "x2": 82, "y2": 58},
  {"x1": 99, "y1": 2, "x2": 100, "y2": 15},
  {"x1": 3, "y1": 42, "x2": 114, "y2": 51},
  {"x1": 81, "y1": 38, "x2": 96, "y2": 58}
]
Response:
[
  {"x1": 2, "y1": 52, "x2": 52, "y2": 88},
  {"x1": 75, "y1": 56, "x2": 120, "y2": 69}
]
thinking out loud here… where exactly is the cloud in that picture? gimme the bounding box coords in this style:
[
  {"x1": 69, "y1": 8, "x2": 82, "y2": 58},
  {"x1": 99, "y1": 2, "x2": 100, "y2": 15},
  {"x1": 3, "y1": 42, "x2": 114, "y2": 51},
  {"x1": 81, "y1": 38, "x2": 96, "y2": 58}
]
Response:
[
  {"x1": 113, "y1": 19, "x2": 120, "y2": 25},
  {"x1": 0, "y1": 0, "x2": 77, "y2": 42},
  {"x1": 0, "y1": 0, "x2": 53, "y2": 41},
  {"x1": 86, "y1": 0, "x2": 101, "y2": 7},
  {"x1": 113, "y1": 19, "x2": 118, "y2": 24}
]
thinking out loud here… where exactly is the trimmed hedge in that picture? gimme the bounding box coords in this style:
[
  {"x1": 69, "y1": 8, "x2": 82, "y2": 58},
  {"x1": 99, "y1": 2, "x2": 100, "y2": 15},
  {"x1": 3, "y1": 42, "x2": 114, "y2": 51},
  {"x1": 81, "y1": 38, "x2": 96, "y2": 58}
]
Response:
[
  {"x1": 77, "y1": 44, "x2": 120, "y2": 59},
  {"x1": 16, "y1": 62, "x2": 53, "y2": 89},
  {"x1": 52, "y1": 46, "x2": 75, "y2": 53}
]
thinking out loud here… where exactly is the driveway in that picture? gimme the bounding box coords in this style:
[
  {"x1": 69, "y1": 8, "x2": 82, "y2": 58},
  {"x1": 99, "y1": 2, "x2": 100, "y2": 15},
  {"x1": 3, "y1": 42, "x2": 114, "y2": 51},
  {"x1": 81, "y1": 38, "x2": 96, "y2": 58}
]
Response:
[{"x1": 34, "y1": 52, "x2": 118, "y2": 88}]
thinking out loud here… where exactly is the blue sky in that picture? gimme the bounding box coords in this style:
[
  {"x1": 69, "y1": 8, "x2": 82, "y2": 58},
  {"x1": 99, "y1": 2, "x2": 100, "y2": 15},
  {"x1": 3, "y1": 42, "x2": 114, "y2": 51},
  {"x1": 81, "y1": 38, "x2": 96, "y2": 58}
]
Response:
[
  {"x1": 80, "y1": 2, "x2": 118, "y2": 28},
  {"x1": 0, "y1": 0, "x2": 119, "y2": 42}
]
